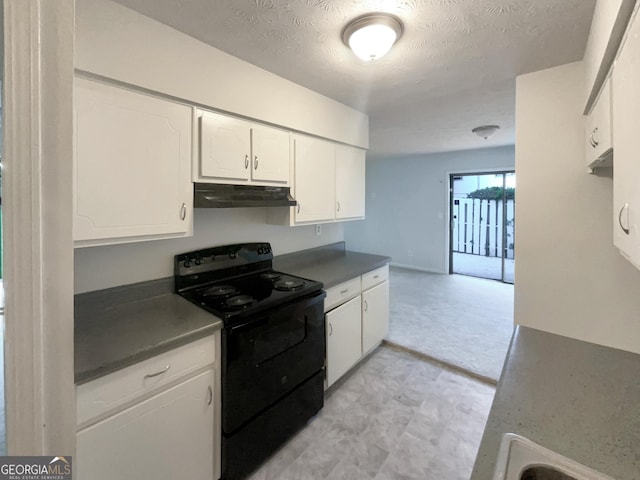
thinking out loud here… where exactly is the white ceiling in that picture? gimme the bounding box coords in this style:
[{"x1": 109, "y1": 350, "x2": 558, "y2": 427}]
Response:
[{"x1": 113, "y1": 0, "x2": 596, "y2": 159}]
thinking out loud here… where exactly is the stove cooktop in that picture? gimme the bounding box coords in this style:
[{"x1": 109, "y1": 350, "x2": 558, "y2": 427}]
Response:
[
  {"x1": 179, "y1": 270, "x2": 323, "y2": 323},
  {"x1": 174, "y1": 243, "x2": 325, "y2": 324}
]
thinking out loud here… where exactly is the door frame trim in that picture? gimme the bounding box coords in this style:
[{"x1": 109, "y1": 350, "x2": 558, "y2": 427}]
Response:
[
  {"x1": 445, "y1": 169, "x2": 515, "y2": 278},
  {"x1": 3, "y1": 0, "x2": 75, "y2": 454}
]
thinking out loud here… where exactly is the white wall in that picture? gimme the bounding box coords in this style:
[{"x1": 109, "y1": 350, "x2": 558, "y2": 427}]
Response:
[
  {"x1": 75, "y1": 0, "x2": 368, "y2": 148},
  {"x1": 515, "y1": 61, "x2": 640, "y2": 354},
  {"x1": 344, "y1": 146, "x2": 515, "y2": 273},
  {"x1": 74, "y1": 209, "x2": 343, "y2": 293}
]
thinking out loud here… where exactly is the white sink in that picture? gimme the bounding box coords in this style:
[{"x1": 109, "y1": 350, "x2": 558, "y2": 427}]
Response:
[{"x1": 492, "y1": 434, "x2": 616, "y2": 480}]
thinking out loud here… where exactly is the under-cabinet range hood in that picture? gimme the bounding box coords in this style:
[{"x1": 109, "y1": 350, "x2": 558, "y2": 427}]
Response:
[{"x1": 194, "y1": 183, "x2": 297, "y2": 208}]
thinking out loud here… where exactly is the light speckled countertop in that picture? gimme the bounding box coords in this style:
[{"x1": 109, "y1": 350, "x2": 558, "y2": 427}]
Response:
[{"x1": 471, "y1": 326, "x2": 640, "y2": 480}]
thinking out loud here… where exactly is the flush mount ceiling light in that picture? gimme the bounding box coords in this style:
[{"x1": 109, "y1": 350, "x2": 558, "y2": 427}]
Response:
[
  {"x1": 472, "y1": 125, "x2": 501, "y2": 140},
  {"x1": 342, "y1": 13, "x2": 404, "y2": 61}
]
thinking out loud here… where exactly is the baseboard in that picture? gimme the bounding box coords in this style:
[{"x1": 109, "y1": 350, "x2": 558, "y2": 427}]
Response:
[{"x1": 389, "y1": 262, "x2": 446, "y2": 275}]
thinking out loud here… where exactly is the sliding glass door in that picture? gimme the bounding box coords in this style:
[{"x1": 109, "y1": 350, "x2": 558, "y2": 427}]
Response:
[{"x1": 449, "y1": 171, "x2": 515, "y2": 284}]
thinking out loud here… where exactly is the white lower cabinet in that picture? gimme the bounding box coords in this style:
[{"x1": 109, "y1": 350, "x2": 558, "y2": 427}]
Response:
[
  {"x1": 362, "y1": 281, "x2": 390, "y2": 355},
  {"x1": 76, "y1": 370, "x2": 215, "y2": 480},
  {"x1": 76, "y1": 333, "x2": 221, "y2": 480},
  {"x1": 326, "y1": 296, "x2": 362, "y2": 388},
  {"x1": 324, "y1": 265, "x2": 390, "y2": 388}
]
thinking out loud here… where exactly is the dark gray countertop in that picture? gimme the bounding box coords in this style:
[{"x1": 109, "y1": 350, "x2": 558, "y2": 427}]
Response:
[
  {"x1": 75, "y1": 278, "x2": 222, "y2": 384},
  {"x1": 74, "y1": 243, "x2": 389, "y2": 385},
  {"x1": 274, "y1": 242, "x2": 391, "y2": 288},
  {"x1": 471, "y1": 326, "x2": 640, "y2": 480}
]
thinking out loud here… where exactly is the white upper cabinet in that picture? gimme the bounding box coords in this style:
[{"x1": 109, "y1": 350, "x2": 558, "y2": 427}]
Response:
[
  {"x1": 74, "y1": 77, "x2": 193, "y2": 247},
  {"x1": 293, "y1": 135, "x2": 336, "y2": 223},
  {"x1": 200, "y1": 112, "x2": 251, "y2": 182},
  {"x1": 335, "y1": 145, "x2": 366, "y2": 219},
  {"x1": 251, "y1": 125, "x2": 290, "y2": 183},
  {"x1": 268, "y1": 134, "x2": 366, "y2": 226},
  {"x1": 197, "y1": 110, "x2": 289, "y2": 186},
  {"x1": 585, "y1": 77, "x2": 613, "y2": 170},
  {"x1": 583, "y1": 0, "x2": 634, "y2": 110},
  {"x1": 612, "y1": 8, "x2": 640, "y2": 270}
]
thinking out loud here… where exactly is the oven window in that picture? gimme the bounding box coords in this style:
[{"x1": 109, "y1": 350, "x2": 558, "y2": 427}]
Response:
[{"x1": 254, "y1": 312, "x2": 307, "y2": 365}]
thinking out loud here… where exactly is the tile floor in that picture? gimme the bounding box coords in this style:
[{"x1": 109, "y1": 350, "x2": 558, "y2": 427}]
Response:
[
  {"x1": 387, "y1": 268, "x2": 514, "y2": 382},
  {"x1": 248, "y1": 345, "x2": 495, "y2": 480}
]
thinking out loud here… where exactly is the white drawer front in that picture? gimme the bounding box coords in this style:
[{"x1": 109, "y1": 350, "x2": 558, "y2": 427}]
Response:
[
  {"x1": 362, "y1": 265, "x2": 389, "y2": 291},
  {"x1": 324, "y1": 277, "x2": 362, "y2": 312},
  {"x1": 77, "y1": 334, "x2": 215, "y2": 426}
]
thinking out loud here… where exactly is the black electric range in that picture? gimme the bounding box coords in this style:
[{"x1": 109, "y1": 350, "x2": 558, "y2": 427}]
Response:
[{"x1": 174, "y1": 243, "x2": 326, "y2": 480}]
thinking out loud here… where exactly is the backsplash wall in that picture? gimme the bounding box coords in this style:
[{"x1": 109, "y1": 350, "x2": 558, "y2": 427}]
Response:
[{"x1": 74, "y1": 208, "x2": 344, "y2": 293}]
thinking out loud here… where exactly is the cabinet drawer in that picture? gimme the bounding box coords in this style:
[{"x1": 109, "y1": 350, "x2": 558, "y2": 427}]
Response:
[
  {"x1": 324, "y1": 277, "x2": 361, "y2": 312},
  {"x1": 362, "y1": 265, "x2": 389, "y2": 291},
  {"x1": 77, "y1": 335, "x2": 215, "y2": 427}
]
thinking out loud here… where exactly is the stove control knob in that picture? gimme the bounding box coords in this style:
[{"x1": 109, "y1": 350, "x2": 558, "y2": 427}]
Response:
[
  {"x1": 229, "y1": 252, "x2": 237, "y2": 259},
  {"x1": 183, "y1": 260, "x2": 191, "y2": 268},
  {"x1": 194, "y1": 257, "x2": 202, "y2": 266}
]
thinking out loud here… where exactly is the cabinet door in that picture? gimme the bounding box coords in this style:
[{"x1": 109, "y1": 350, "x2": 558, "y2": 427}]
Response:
[
  {"x1": 251, "y1": 126, "x2": 290, "y2": 184},
  {"x1": 335, "y1": 145, "x2": 366, "y2": 219},
  {"x1": 586, "y1": 78, "x2": 613, "y2": 168},
  {"x1": 612, "y1": 13, "x2": 640, "y2": 269},
  {"x1": 362, "y1": 281, "x2": 390, "y2": 354},
  {"x1": 76, "y1": 371, "x2": 215, "y2": 480},
  {"x1": 294, "y1": 135, "x2": 336, "y2": 223},
  {"x1": 200, "y1": 111, "x2": 251, "y2": 182},
  {"x1": 74, "y1": 78, "x2": 192, "y2": 244},
  {"x1": 326, "y1": 296, "x2": 362, "y2": 387}
]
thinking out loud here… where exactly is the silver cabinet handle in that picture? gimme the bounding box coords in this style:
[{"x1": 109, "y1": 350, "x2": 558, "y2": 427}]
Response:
[
  {"x1": 254, "y1": 155, "x2": 258, "y2": 170},
  {"x1": 373, "y1": 275, "x2": 379, "y2": 279},
  {"x1": 340, "y1": 288, "x2": 349, "y2": 294},
  {"x1": 337, "y1": 201, "x2": 341, "y2": 212},
  {"x1": 297, "y1": 203, "x2": 301, "y2": 214},
  {"x1": 592, "y1": 127, "x2": 599, "y2": 147},
  {"x1": 207, "y1": 386, "x2": 213, "y2": 406},
  {"x1": 180, "y1": 203, "x2": 187, "y2": 221},
  {"x1": 364, "y1": 300, "x2": 368, "y2": 312},
  {"x1": 619, "y1": 203, "x2": 630, "y2": 235},
  {"x1": 328, "y1": 323, "x2": 333, "y2": 336},
  {"x1": 589, "y1": 133, "x2": 596, "y2": 148},
  {"x1": 245, "y1": 154, "x2": 249, "y2": 169},
  {"x1": 144, "y1": 365, "x2": 171, "y2": 379}
]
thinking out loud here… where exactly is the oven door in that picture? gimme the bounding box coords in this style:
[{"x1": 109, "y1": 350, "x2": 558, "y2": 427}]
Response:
[{"x1": 222, "y1": 291, "x2": 325, "y2": 435}]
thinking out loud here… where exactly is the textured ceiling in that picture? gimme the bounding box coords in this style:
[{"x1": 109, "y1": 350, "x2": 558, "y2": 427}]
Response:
[{"x1": 114, "y1": 0, "x2": 596, "y2": 159}]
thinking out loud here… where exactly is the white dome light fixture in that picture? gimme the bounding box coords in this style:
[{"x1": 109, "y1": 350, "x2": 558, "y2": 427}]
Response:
[
  {"x1": 342, "y1": 13, "x2": 403, "y2": 62},
  {"x1": 472, "y1": 125, "x2": 501, "y2": 140}
]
